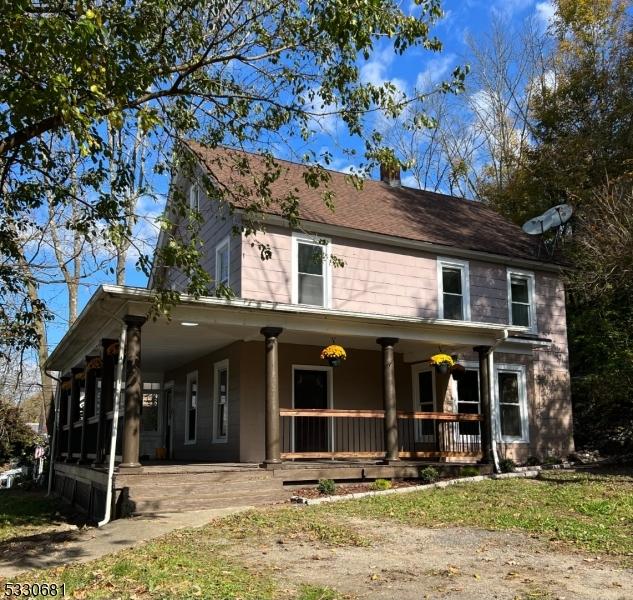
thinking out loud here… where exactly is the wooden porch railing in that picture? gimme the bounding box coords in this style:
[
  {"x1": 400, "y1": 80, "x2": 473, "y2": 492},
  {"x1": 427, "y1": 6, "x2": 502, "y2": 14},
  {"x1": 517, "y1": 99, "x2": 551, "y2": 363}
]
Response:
[{"x1": 280, "y1": 408, "x2": 483, "y2": 460}]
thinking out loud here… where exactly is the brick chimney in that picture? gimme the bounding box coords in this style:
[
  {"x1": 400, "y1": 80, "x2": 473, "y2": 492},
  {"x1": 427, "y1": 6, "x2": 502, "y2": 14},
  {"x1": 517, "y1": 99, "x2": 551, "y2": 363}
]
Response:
[{"x1": 380, "y1": 163, "x2": 401, "y2": 187}]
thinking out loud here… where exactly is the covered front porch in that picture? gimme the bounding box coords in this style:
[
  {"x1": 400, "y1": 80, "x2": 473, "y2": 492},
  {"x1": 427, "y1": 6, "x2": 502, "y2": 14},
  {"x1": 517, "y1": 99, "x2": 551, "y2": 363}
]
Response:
[{"x1": 46, "y1": 285, "x2": 539, "y2": 518}]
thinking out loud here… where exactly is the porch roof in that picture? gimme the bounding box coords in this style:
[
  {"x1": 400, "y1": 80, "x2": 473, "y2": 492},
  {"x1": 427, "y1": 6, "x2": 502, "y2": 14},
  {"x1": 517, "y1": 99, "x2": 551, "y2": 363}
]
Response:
[{"x1": 46, "y1": 285, "x2": 547, "y2": 373}]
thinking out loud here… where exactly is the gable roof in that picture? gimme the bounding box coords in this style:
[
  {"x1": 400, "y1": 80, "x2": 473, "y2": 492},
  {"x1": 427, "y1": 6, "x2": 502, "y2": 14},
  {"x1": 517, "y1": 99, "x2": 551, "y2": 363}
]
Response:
[{"x1": 186, "y1": 141, "x2": 542, "y2": 262}]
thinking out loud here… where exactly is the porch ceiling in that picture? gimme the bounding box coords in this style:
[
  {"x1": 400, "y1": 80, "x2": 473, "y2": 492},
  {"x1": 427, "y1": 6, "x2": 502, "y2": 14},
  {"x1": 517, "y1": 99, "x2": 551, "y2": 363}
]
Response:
[{"x1": 47, "y1": 285, "x2": 533, "y2": 373}]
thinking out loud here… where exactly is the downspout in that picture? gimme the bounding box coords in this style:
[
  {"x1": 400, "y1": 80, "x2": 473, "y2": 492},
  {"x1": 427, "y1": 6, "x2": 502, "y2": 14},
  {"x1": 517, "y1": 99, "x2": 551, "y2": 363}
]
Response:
[
  {"x1": 46, "y1": 384, "x2": 61, "y2": 496},
  {"x1": 98, "y1": 321, "x2": 127, "y2": 527},
  {"x1": 487, "y1": 329, "x2": 509, "y2": 473}
]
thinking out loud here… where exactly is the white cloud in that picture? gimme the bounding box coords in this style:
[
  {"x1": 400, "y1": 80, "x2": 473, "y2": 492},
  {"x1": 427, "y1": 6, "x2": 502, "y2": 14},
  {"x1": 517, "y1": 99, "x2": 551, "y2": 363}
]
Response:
[
  {"x1": 535, "y1": 1, "x2": 555, "y2": 26},
  {"x1": 491, "y1": 0, "x2": 534, "y2": 19},
  {"x1": 360, "y1": 45, "x2": 396, "y2": 86},
  {"x1": 416, "y1": 53, "x2": 457, "y2": 89}
]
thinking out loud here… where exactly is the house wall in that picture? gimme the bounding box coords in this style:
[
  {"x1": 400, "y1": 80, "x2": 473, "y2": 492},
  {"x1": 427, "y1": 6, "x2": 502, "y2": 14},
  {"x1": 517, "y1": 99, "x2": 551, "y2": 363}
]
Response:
[
  {"x1": 163, "y1": 342, "x2": 242, "y2": 461},
  {"x1": 161, "y1": 176, "x2": 242, "y2": 296}
]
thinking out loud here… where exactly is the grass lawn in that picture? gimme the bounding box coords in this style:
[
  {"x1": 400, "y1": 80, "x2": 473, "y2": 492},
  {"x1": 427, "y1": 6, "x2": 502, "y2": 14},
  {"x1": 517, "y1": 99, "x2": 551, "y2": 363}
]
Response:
[
  {"x1": 0, "y1": 489, "x2": 69, "y2": 542},
  {"x1": 327, "y1": 468, "x2": 633, "y2": 556},
  {"x1": 13, "y1": 468, "x2": 633, "y2": 599}
]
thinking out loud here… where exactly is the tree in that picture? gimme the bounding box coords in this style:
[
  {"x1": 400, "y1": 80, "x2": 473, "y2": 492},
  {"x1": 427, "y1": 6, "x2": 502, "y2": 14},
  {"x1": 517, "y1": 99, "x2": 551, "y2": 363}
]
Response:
[{"x1": 0, "y1": 0, "x2": 463, "y2": 353}]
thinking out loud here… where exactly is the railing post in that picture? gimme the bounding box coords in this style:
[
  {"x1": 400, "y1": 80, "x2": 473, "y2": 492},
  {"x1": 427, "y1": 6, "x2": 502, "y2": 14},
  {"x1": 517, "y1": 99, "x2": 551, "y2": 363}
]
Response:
[
  {"x1": 474, "y1": 345, "x2": 493, "y2": 464},
  {"x1": 377, "y1": 337, "x2": 399, "y2": 462},
  {"x1": 261, "y1": 327, "x2": 283, "y2": 466},
  {"x1": 120, "y1": 316, "x2": 146, "y2": 470},
  {"x1": 57, "y1": 376, "x2": 70, "y2": 461}
]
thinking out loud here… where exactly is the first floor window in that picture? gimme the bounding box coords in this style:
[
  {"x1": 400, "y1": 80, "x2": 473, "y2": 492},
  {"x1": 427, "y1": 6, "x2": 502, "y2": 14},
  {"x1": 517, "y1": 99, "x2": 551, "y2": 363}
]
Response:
[
  {"x1": 186, "y1": 372, "x2": 198, "y2": 443},
  {"x1": 456, "y1": 369, "x2": 480, "y2": 436},
  {"x1": 94, "y1": 378, "x2": 101, "y2": 417},
  {"x1": 142, "y1": 382, "x2": 161, "y2": 432},
  {"x1": 497, "y1": 366, "x2": 528, "y2": 442},
  {"x1": 213, "y1": 360, "x2": 229, "y2": 442}
]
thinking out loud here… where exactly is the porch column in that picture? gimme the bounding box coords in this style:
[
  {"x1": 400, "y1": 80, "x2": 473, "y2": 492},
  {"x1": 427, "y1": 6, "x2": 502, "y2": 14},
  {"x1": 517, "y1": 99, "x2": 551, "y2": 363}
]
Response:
[
  {"x1": 79, "y1": 356, "x2": 97, "y2": 464},
  {"x1": 474, "y1": 345, "x2": 493, "y2": 464},
  {"x1": 66, "y1": 367, "x2": 83, "y2": 462},
  {"x1": 261, "y1": 327, "x2": 283, "y2": 466},
  {"x1": 120, "y1": 316, "x2": 146, "y2": 469},
  {"x1": 377, "y1": 337, "x2": 399, "y2": 462},
  {"x1": 93, "y1": 338, "x2": 116, "y2": 466}
]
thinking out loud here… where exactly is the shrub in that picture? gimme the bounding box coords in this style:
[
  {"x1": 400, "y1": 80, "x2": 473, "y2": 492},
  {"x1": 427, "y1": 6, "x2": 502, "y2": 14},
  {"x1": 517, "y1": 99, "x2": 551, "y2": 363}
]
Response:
[
  {"x1": 460, "y1": 465, "x2": 479, "y2": 477},
  {"x1": 526, "y1": 455, "x2": 541, "y2": 466},
  {"x1": 418, "y1": 466, "x2": 440, "y2": 484},
  {"x1": 544, "y1": 455, "x2": 563, "y2": 465},
  {"x1": 499, "y1": 458, "x2": 516, "y2": 473},
  {"x1": 369, "y1": 478, "x2": 392, "y2": 491},
  {"x1": 317, "y1": 479, "x2": 336, "y2": 495}
]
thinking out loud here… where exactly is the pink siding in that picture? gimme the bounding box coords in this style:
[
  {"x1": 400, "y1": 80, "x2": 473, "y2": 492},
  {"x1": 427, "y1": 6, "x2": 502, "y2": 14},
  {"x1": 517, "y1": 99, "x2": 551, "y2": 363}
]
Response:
[{"x1": 470, "y1": 261, "x2": 507, "y2": 324}]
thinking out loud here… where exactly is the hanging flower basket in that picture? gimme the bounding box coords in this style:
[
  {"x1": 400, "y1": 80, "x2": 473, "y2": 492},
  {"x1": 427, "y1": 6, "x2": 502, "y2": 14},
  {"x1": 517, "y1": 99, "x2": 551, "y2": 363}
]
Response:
[
  {"x1": 429, "y1": 353, "x2": 454, "y2": 375},
  {"x1": 450, "y1": 363, "x2": 466, "y2": 381},
  {"x1": 320, "y1": 344, "x2": 347, "y2": 367}
]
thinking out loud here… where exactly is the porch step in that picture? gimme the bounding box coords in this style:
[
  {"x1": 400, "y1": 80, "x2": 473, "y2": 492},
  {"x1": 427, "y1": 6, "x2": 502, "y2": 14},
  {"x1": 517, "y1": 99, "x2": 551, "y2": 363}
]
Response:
[
  {"x1": 124, "y1": 479, "x2": 284, "y2": 500},
  {"x1": 115, "y1": 469, "x2": 274, "y2": 487}
]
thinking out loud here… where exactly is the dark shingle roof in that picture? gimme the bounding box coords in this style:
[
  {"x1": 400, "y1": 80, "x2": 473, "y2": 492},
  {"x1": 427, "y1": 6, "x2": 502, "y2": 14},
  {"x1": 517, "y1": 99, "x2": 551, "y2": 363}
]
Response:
[{"x1": 187, "y1": 142, "x2": 541, "y2": 261}]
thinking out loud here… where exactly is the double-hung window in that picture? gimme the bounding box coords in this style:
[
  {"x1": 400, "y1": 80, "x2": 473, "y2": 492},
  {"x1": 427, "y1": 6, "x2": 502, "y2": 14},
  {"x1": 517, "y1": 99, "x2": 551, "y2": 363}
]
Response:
[
  {"x1": 213, "y1": 360, "x2": 229, "y2": 443},
  {"x1": 215, "y1": 237, "x2": 230, "y2": 288},
  {"x1": 292, "y1": 234, "x2": 330, "y2": 307},
  {"x1": 438, "y1": 258, "x2": 470, "y2": 320},
  {"x1": 496, "y1": 365, "x2": 528, "y2": 442},
  {"x1": 189, "y1": 183, "x2": 200, "y2": 212},
  {"x1": 142, "y1": 382, "x2": 160, "y2": 433},
  {"x1": 185, "y1": 371, "x2": 198, "y2": 444},
  {"x1": 507, "y1": 270, "x2": 536, "y2": 330}
]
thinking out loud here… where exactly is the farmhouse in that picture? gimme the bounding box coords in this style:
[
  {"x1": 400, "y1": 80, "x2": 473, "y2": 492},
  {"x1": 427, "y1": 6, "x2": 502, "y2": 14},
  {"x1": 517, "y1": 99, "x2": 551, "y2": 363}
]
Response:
[{"x1": 45, "y1": 143, "x2": 573, "y2": 519}]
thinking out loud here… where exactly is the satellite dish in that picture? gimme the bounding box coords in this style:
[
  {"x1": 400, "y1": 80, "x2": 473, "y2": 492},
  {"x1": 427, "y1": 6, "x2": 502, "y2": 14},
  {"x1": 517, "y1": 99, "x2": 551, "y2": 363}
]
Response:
[
  {"x1": 522, "y1": 215, "x2": 550, "y2": 235},
  {"x1": 522, "y1": 203, "x2": 573, "y2": 235},
  {"x1": 521, "y1": 203, "x2": 574, "y2": 257}
]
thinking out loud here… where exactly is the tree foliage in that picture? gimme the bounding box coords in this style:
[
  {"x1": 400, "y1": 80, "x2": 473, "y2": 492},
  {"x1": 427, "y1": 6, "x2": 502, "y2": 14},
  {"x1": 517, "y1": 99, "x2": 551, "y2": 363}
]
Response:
[{"x1": 0, "y1": 0, "x2": 462, "y2": 354}]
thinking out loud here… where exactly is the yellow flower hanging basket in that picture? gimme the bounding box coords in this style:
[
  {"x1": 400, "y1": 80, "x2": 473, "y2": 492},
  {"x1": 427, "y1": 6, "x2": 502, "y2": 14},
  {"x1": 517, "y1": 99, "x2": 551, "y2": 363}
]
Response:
[
  {"x1": 429, "y1": 353, "x2": 455, "y2": 375},
  {"x1": 320, "y1": 344, "x2": 347, "y2": 366}
]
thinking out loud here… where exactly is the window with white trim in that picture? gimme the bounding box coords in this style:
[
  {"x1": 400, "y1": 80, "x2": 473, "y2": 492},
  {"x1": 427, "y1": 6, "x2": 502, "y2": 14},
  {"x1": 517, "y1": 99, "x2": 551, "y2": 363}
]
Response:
[
  {"x1": 437, "y1": 258, "x2": 471, "y2": 321},
  {"x1": 496, "y1": 365, "x2": 529, "y2": 442},
  {"x1": 411, "y1": 365, "x2": 436, "y2": 441},
  {"x1": 292, "y1": 234, "x2": 330, "y2": 307},
  {"x1": 185, "y1": 371, "x2": 198, "y2": 444},
  {"x1": 215, "y1": 237, "x2": 230, "y2": 287},
  {"x1": 507, "y1": 270, "x2": 536, "y2": 330},
  {"x1": 213, "y1": 360, "x2": 229, "y2": 442},
  {"x1": 189, "y1": 183, "x2": 200, "y2": 212},
  {"x1": 142, "y1": 382, "x2": 160, "y2": 432},
  {"x1": 456, "y1": 368, "x2": 480, "y2": 437}
]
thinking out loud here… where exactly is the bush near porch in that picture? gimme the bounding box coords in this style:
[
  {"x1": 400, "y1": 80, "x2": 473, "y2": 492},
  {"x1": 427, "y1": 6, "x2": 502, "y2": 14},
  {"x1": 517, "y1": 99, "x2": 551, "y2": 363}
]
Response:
[{"x1": 20, "y1": 467, "x2": 633, "y2": 598}]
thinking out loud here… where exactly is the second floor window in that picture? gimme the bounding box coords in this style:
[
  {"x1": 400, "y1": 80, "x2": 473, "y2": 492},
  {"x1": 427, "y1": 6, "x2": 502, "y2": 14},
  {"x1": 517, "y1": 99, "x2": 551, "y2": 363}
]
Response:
[
  {"x1": 508, "y1": 270, "x2": 535, "y2": 330},
  {"x1": 293, "y1": 235, "x2": 330, "y2": 307},
  {"x1": 438, "y1": 258, "x2": 470, "y2": 321},
  {"x1": 215, "y1": 238, "x2": 230, "y2": 287},
  {"x1": 189, "y1": 183, "x2": 200, "y2": 212}
]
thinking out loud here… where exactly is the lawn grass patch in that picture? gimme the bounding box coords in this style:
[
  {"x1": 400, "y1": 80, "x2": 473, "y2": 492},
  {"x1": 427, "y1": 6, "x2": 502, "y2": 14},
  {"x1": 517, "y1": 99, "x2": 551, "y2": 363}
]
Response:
[
  {"x1": 214, "y1": 506, "x2": 370, "y2": 547},
  {"x1": 322, "y1": 469, "x2": 633, "y2": 557},
  {"x1": 0, "y1": 489, "x2": 66, "y2": 542}
]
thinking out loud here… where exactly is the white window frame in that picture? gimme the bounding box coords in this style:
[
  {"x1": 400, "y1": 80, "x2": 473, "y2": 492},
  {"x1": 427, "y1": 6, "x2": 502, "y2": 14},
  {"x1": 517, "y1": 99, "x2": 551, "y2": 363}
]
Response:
[
  {"x1": 163, "y1": 380, "x2": 175, "y2": 458},
  {"x1": 507, "y1": 269, "x2": 537, "y2": 332},
  {"x1": 290, "y1": 364, "x2": 334, "y2": 453},
  {"x1": 215, "y1": 236, "x2": 230, "y2": 288},
  {"x1": 184, "y1": 370, "x2": 198, "y2": 445},
  {"x1": 212, "y1": 359, "x2": 229, "y2": 443},
  {"x1": 141, "y1": 382, "x2": 162, "y2": 434},
  {"x1": 437, "y1": 257, "x2": 471, "y2": 321},
  {"x1": 451, "y1": 360, "x2": 481, "y2": 442},
  {"x1": 411, "y1": 363, "x2": 437, "y2": 443},
  {"x1": 189, "y1": 182, "x2": 200, "y2": 212},
  {"x1": 494, "y1": 363, "x2": 529, "y2": 443},
  {"x1": 291, "y1": 233, "x2": 332, "y2": 308}
]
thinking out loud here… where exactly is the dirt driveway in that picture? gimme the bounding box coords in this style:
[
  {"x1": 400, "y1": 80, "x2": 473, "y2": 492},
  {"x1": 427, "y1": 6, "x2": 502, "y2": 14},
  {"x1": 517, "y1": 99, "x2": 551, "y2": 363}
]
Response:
[{"x1": 232, "y1": 517, "x2": 632, "y2": 599}]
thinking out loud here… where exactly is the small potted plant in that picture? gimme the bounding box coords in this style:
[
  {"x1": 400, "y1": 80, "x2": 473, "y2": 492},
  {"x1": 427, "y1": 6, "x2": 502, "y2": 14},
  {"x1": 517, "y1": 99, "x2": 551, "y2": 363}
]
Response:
[
  {"x1": 429, "y1": 353, "x2": 454, "y2": 375},
  {"x1": 320, "y1": 344, "x2": 347, "y2": 367}
]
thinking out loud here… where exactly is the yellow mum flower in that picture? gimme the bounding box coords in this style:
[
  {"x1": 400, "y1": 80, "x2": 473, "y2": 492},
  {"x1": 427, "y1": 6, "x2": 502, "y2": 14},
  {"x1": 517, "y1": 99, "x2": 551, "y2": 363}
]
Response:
[
  {"x1": 429, "y1": 353, "x2": 454, "y2": 367},
  {"x1": 320, "y1": 344, "x2": 347, "y2": 360}
]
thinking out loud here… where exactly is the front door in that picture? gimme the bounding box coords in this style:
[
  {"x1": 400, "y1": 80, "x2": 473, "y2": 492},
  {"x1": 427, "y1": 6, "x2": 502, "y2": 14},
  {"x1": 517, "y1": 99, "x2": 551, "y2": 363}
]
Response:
[
  {"x1": 293, "y1": 368, "x2": 330, "y2": 453},
  {"x1": 412, "y1": 366, "x2": 436, "y2": 443}
]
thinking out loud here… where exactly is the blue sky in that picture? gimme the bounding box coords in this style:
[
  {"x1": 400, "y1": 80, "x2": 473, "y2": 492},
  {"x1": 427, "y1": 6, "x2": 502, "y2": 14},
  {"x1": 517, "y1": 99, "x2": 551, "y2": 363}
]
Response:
[{"x1": 43, "y1": 0, "x2": 555, "y2": 352}]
